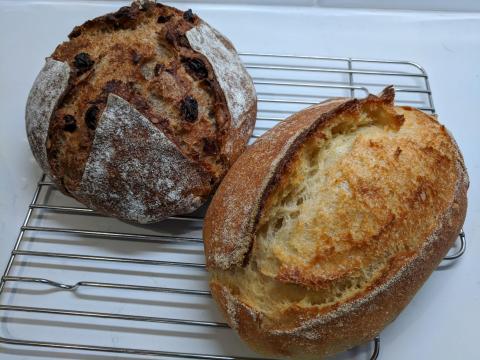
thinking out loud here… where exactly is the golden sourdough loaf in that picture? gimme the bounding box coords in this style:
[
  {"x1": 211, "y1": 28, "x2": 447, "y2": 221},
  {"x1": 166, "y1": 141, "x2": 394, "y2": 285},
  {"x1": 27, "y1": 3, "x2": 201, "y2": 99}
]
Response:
[
  {"x1": 203, "y1": 87, "x2": 468, "y2": 359},
  {"x1": 25, "y1": 1, "x2": 256, "y2": 223}
]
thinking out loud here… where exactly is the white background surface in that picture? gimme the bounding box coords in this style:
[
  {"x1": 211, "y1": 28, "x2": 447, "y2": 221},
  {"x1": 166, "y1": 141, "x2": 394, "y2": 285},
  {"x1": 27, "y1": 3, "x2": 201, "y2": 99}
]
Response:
[{"x1": 0, "y1": 1, "x2": 479, "y2": 359}]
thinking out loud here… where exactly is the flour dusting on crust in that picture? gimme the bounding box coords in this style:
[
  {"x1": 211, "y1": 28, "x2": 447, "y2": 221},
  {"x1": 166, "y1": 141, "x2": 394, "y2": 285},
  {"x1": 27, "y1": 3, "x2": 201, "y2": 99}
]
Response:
[
  {"x1": 186, "y1": 22, "x2": 255, "y2": 128},
  {"x1": 25, "y1": 59, "x2": 70, "y2": 175},
  {"x1": 222, "y1": 287, "x2": 240, "y2": 330},
  {"x1": 205, "y1": 99, "x2": 347, "y2": 270},
  {"x1": 76, "y1": 94, "x2": 209, "y2": 223}
]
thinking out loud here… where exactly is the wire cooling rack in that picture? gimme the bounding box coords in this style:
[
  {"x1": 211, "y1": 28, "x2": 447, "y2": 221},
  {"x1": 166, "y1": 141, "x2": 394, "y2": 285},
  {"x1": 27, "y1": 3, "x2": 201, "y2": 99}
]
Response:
[{"x1": 0, "y1": 53, "x2": 467, "y2": 360}]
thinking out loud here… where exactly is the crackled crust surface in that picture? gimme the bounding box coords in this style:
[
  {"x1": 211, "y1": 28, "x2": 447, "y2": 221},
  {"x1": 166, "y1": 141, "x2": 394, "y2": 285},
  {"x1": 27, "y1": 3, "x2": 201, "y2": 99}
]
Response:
[{"x1": 204, "y1": 88, "x2": 468, "y2": 358}]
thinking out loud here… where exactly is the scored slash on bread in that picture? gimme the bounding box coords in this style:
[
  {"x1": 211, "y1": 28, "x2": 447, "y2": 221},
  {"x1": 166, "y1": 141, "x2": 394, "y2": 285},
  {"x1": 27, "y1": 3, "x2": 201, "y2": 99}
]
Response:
[
  {"x1": 26, "y1": 59, "x2": 71, "y2": 182},
  {"x1": 25, "y1": 2, "x2": 256, "y2": 223},
  {"x1": 75, "y1": 94, "x2": 210, "y2": 223},
  {"x1": 204, "y1": 87, "x2": 468, "y2": 359}
]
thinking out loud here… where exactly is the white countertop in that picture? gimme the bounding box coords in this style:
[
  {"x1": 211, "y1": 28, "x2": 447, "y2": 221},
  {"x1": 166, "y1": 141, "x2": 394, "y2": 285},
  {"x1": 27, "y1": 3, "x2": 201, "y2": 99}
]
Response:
[{"x1": 0, "y1": 1, "x2": 479, "y2": 359}]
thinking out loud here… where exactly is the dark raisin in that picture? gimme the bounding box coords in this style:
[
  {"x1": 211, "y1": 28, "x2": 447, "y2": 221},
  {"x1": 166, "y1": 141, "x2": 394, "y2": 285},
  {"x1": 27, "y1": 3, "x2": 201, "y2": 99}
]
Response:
[
  {"x1": 85, "y1": 105, "x2": 99, "y2": 130},
  {"x1": 180, "y1": 96, "x2": 198, "y2": 122},
  {"x1": 157, "y1": 15, "x2": 172, "y2": 23},
  {"x1": 181, "y1": 57, "x2": 208, "y2": 79},
  {"x1": 74, "y1": 52, "x2": 94, "y2": 73},
  {"x1": 63, "y1": 115, "x2": 77, "y2": 132},
  {"x1": 131, "y1": 51, "x2": 141, "y2": 65},
  {"x1": 183, "y1": 9, "x2": 195, "y2": 23},
  {"x1": 106, "y1": 6, "x2": 137, "y2": 30},
  {"x1": 177, "y1": 34, "x2": 190, "y2": 48},
  {"x1": 203, "y1": 138, "x2": 219, "y2": 155},
  {"x1": 165, "y1": 29, "x2": 189, "y2": 48},
  {"x1": 105, "y1": 14, "x2": 118, "y2": 29},
  {"x1": 115, "y1": 6, "x2": 136, "y2": 21},
  {"x1": 154, "y1": 63, "x2": 164, "y2": 76},
  {"x1": 68, "y1": 26, "x2": 82, "y2": 39}
]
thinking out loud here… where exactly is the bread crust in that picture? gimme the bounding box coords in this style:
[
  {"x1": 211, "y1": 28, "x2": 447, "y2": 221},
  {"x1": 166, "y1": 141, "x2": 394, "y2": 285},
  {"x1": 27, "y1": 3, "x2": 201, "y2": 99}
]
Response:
[
  {"x1": 203, "y1": 97, "x2": 347, "y2": 269},
  {"x1": 25, "y1": 58, "x2": 70, "y2": 188},
  {"x1": 204, "y1": 88, "x2": 468, "y2": 358}
]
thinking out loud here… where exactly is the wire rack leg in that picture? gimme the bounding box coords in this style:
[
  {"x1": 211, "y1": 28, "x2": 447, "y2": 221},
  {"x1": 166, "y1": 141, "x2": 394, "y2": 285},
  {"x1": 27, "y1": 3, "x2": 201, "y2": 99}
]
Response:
[
  {"x1": 348, "y1": 58, "x2": 355, "y2": 98},
  {"x1": 370, "y1": 337, "x2": 381, "y2": 360},
  {"x1": 0, "y1": 174, "x2": 45, "y2": 294}
]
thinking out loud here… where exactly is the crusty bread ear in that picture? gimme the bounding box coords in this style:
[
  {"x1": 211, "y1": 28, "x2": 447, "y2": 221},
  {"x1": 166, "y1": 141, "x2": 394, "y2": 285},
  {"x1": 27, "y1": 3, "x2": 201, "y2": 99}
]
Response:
[
  {"x1": 203, "y1": 97, "x2": 348, "y2": 270},
  {"x1": 203, "y1": 88, "x2": 468, "y2": 359}
]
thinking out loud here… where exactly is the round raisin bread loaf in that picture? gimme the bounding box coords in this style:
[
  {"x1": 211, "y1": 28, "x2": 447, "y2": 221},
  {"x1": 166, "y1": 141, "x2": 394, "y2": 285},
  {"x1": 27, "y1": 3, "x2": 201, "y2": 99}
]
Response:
[{"x1": 26, "y1": 1, "x2": 257, "y2": 223}]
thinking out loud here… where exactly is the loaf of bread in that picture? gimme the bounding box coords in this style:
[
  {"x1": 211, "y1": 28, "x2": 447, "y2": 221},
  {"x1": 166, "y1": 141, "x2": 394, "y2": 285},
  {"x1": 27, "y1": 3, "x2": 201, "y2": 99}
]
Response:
[
  {"x1": 26, "y1": 1, "x2": 256, "y2": 223},
  {"x1": 203, "y1": 87, "x2": 468, "y2": 359}
]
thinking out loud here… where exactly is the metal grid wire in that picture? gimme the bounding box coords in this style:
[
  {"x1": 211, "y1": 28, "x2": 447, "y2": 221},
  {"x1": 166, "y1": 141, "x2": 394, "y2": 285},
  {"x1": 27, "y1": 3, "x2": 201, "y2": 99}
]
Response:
[{"x1": 0, "y1": 53, "x2": 466, "y2": 360}]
